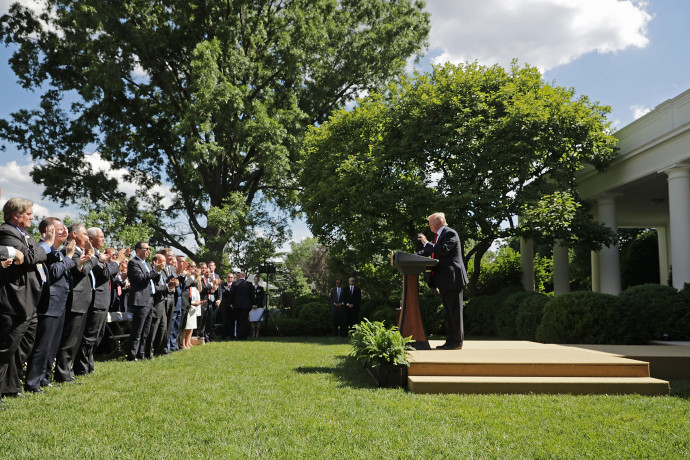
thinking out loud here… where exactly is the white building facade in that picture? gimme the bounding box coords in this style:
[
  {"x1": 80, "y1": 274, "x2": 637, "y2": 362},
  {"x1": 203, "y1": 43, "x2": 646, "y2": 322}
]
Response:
[{"x1": 522, "y1": 87, "x2": 690, "y2": 294}]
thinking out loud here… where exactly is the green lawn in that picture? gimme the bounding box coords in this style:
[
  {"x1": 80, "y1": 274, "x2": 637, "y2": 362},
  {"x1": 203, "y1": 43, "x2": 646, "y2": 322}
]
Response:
[{"x1": 1, "y1": 337, "x2": 689, "y2": 459}]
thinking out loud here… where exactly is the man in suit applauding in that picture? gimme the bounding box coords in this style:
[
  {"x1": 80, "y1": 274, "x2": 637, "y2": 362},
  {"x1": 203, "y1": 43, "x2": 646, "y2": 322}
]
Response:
[
  {"x1": 0, "y1": 198, "x2": 49, "y2": 398},
  {"x1": 126, "y1": 241, "x2": 164, "y2": 361},
  {"x1": 417, "y1": 212, "x2": 468, "y2": 350}
]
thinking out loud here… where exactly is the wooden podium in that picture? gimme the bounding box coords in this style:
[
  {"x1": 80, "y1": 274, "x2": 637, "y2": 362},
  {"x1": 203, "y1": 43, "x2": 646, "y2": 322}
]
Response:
[{"x1": 391, "y1": 252, "x2": 438, "y2": 350}]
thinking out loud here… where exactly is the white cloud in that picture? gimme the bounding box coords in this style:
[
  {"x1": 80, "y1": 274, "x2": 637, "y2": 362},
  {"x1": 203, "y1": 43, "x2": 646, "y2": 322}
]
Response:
[
  {"x1": 630, "y1": 104, "x2": 652, "y2": 119},
  {"x1": 426, "y1": 0, "x2": 652, "y2": 71},
  {"x1": 83, "y1": 152, "x2": 174, "y2": 209}
]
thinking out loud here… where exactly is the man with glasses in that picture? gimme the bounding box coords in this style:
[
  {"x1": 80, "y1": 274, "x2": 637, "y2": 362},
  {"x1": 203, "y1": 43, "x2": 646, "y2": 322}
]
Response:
[{"x1": 126, "y1": 241, "x2": 164, "y2": 361}]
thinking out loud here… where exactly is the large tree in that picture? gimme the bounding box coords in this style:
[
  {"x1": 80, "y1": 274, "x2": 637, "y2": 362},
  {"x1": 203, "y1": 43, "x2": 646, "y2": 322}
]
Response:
[
  {"x1": 300, "y1": 61, "x2": 618, "y2": 295},
  {"x1": 0, "y1": 0, "x2": 430, "y2": 264}
]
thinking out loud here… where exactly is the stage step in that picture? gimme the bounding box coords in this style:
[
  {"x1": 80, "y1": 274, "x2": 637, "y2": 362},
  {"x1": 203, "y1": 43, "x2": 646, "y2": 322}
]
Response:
[
  {"x1": 405, "y1": 341, "x2": 670, "y2": 395},
  {"x1": 408, "y1": 376, "x2": 670, "y2": 396}
]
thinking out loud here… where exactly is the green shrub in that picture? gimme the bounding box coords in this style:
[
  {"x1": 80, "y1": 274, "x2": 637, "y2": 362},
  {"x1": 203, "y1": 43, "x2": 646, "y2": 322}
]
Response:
[
  {"x1": 369, "y1": 307, "x2": 398, "y2": 327},
  {"x1": 360, "y1": 297, "x2": 399, "y2": 322},
  {"x1": 536, "y1": 291, "x2": 625, "y2": 344},
  {"x1": 515, "y1": 292, "x2": 550, "y2": 340},
  {"x1": 495, "y1": 291, "x2": 533, "y2": 339},
  {"x1": 419, "y1": 292, "x2": 444, "y2": 336},
  {"x1": 473, "y1": 247, "x2": 552, "y2": 296},
  {"x1": 619, "y1": 284, "x2": 688, "y2": 342}
]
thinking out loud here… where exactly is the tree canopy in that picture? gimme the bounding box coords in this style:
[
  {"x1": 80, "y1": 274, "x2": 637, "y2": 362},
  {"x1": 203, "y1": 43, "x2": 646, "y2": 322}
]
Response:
[
  {"x1": 0, "y1": 0, "x2": 430, "y2": 267},
  {"x1": 299, "y1": 61, "x2": 618, "y2": 295}
]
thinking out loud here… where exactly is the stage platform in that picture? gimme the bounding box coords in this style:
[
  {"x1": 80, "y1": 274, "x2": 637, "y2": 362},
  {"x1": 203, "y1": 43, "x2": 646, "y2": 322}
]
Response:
[{"x1": 407, "y1": 341, "x2": 672, "y2": 395}]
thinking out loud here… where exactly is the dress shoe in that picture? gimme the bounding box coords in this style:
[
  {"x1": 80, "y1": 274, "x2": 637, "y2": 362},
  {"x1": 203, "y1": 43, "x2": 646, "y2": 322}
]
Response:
[
  {"x1": 2, "y1": 392, "x2": 26, "y2": 398},
  {"x1": 42, "y1": 383, "x2": 55, "y2": 388},
  {"x1": 436, "y1": 343, "x2": 450, "y2": 349},
  {"x1": 445, "y1": 343, "x2": 463, "y2": 350},
  {"x1": 25, "y1": 387, "x2": 43, "y2": 394}
]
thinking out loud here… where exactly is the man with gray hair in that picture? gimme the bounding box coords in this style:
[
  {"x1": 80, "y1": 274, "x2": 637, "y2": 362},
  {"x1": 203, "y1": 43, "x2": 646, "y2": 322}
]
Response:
[
  {"x1": 0, "y1": 198, "x2": 50, "y2": 398},
  {"x1": 74, "y1": 227, "x2": 125, "y2": 375},
  {"x1": 54, "y1": 223, "x2": 99, "y2": 382}
]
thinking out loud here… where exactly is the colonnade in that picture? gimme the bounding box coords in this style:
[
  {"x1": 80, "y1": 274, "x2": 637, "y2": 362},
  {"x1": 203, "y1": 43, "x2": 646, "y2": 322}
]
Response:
[{"x1": 520, "y1": 165, "x2": 690, "y2": 294}]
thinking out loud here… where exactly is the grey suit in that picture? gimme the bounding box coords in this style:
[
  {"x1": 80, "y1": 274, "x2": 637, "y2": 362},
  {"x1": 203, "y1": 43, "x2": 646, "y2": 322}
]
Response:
[{"x1": 126, "y1": 257, "x2": 161, "y2": 360}]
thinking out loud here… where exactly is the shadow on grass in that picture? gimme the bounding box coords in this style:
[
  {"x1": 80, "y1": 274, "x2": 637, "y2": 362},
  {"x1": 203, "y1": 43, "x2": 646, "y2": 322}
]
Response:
[
  {"x1": 295, "y1": 355, "x2": 376, "y2": 389},
  {"x1": 669, "y1": 380, "x2": 690, "y2": 399}
]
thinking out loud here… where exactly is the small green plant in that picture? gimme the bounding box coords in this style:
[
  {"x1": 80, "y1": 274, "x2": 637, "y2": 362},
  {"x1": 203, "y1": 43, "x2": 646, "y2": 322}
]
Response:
[{"x1": 349, "y1": 318, "x2": 414, "y2": 367}]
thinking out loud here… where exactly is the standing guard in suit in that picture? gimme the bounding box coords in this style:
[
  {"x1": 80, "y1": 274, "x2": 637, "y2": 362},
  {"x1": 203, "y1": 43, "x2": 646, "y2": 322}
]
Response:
[
  {"x1": 24, "y1": 217, "x2": 74, "y2": 392},
  {"x1": 229, "y1": 272, "x2": 255, "y2": 340},
  {"x1": 0, "y1": 198, "x2": 49, "y2": 398},
  {"x1": 54, "y1": 223, "x2": 99, "y2": 382},
  {"x1": 344, "y1": 277, "x2": 362, "y2": 331},
  {"x1": 126, "y1": 241, "x2": 164, "y2": 361},
  {"x1": 417, "y1": 212, "x2": 469, "y2": 350},
  {"x1": 329, "y1": 279, "x2": 347, "y2": 337}
]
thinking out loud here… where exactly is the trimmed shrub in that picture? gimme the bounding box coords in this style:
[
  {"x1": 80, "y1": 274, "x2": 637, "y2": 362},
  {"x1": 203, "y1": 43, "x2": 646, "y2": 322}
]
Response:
[
  {"x1": 515, "y1": 292, "x2": 550, "y2": 341},
  {"x1": 495, "y1": 291, "x2": 533, "y2": 339},
  {"x1": 361, "y1": 297, "x2": 399, "y2": 323},
  {"x1": 536, "y1": 291, "x2": 625, "y2": 344},
  {"x1": 618, "y1": 284, "x2": 688, "y2": 342},
  {"x1": 419, "y1": 292, "x2": 444, "y2": 336}
]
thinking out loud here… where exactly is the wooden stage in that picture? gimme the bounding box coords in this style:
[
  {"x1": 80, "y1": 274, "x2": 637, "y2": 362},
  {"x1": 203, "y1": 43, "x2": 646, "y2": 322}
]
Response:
[{"x1": 405, "y1": 341, "x2": 682, "y2": 395}]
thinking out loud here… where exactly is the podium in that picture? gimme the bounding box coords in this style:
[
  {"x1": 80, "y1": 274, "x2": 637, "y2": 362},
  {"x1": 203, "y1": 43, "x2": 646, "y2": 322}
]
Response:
[{"x1": 391, "y1": 252, "x2": 438, "y2": 350}]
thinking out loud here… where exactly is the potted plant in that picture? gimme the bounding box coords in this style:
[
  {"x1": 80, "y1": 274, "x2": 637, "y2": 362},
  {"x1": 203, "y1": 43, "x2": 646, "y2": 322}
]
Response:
[{"x1": 349, "y1": 318, "x2": 414, "y2": 388}]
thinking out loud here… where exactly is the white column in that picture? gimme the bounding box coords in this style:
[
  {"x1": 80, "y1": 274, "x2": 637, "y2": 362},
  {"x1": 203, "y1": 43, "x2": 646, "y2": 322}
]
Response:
[
  {"x1": 552, "y1": 239, "x2": 570, "y2": 295},
  {"x1": 520, "y1": 236, "x2": 535, "y2": 292},
  {"x1": 656, "y1": 226, "x2": 670, "y2": 286},
  {"x1": 597, "y1": 194, "x2": 621, "y2": 295},
  {"x1": 664, "y1": 165, "x2": 690, "y2": 289},
  {"x1": 591, "y1": 251, "x2": 600, "y2": 292}
]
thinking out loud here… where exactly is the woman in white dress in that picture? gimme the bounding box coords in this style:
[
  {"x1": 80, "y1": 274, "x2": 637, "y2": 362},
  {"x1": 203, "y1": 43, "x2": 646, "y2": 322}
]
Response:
[{"x1": 182, "y1": 271, "x2": 204, "y2": 349}]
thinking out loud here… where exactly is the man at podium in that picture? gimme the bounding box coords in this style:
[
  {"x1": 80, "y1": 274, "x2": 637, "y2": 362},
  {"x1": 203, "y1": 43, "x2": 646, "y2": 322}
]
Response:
[{"x1": 417, "y1": 212, "x2": 468, "y2": 350}]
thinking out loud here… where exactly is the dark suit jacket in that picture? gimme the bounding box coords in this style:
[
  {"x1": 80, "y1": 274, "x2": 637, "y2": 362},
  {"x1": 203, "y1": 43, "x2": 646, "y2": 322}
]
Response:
[
  {"x1": 67, "y1": 246, "x2": 98, "y2": 314},
  {"x1": 229, "y1": 278, "x2": 255, "y2": 310},
  {"x1": 127, "y1": 257, "x2": 161, "y2": 307},
  {"x1": 417, "y1": 226, "x2": 468, "y2": 292},
  {"x1": 0, "y1": 222, "x2": 48, "y2": 317},
  {"x1": 344, "y1": 285, "x2": 361, "y2": 308},
  {"x1": 252, "y1": 284, "x2": 265, "y2": 307},
  {"x1": 218, "y1": 281, "x2": 233, "y2": 310},
  {"x1": 38, "y1": 245, "x2": 75, "y2": 317},
  {"x1": 91, "y1": 256, "x2": 119, "y2": 311},
  {"x1": 330, "y1": 287, "x2": 345, "y2": 308}
]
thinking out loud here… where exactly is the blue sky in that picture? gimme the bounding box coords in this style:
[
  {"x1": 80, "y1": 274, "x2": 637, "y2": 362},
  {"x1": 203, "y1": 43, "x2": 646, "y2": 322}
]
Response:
[{"x1": 1, "y1": 0, "x2": 688, "y2": 249}]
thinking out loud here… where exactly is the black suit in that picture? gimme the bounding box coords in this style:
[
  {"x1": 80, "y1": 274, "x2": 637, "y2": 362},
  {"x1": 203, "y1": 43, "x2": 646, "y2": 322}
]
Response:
[
  {"x1": 74, "y1": 254, "x2": 118, "y2": 374},
  {"x1": 229, "y1": 279, "x2": 255, "y2": 339},
  {"x1": 126, "y1": 257, "x2": 161, "y2": 360},
  {"x1": 344, "y1": 284, "x2": 362, "y2": 330},
  {"x1": 329, "y1": 286, "x2": 347, "y2": 336},
  {"x1": 0, "y1": 222, "x2": 47, "y2": 395},
  {"x1": 218, "y1": 281, "x2": 234, "y2": 339},
  {"x1": 417, "y1": 226, "x2": 468, "y2": 347},
  {"x1": 25, "y1": 243, "x2": 74, "y2": 390},
  {"x1": 145, "y1": 270, "x2": 171, "y2": 358},
  {"x1": 54, "y1": 246, "x2": 98, "y2": 382}
]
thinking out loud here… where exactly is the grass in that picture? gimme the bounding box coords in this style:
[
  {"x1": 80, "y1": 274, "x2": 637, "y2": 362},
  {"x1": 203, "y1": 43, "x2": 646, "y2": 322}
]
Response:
[{"x1": 1, "y1": 337, "x2": 689, "y2": 459}]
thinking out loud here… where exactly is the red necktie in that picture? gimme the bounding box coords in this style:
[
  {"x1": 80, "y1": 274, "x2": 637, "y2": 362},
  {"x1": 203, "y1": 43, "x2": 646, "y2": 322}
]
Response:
[{"x1": 432, "y1": 232, "x2": 438, "y2": 258}]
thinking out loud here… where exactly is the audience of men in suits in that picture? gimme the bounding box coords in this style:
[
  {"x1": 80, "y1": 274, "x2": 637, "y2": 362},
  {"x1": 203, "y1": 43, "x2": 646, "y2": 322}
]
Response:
[{"x1": 0, "y1": 194, "x2": 280, "y2": 401}]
